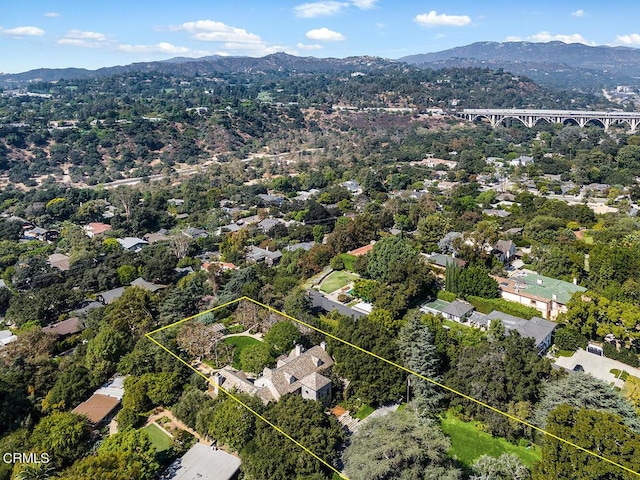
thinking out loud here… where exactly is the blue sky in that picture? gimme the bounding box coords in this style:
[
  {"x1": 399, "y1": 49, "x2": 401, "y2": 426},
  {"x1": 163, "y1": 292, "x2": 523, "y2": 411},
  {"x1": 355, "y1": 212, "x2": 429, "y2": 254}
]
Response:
[{"x1": 2, "y1": 1, "x2": 639, "y2": 73}]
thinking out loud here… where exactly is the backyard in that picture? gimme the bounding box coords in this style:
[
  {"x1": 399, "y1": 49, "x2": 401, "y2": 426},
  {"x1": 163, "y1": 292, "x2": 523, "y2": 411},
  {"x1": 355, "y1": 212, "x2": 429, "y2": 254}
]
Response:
[
  {"x1": 143, "y1": 423, "x2": 173, "y2": 453},
  {"x1": 440, "y1": 411, "x2": 541, "y2": 468},
  {"x1": 319, "y1": 271, "x2": 359, "y2": 294},
  {"x1": 224, "y1": 335, "x2": 262, "y2": 369}
]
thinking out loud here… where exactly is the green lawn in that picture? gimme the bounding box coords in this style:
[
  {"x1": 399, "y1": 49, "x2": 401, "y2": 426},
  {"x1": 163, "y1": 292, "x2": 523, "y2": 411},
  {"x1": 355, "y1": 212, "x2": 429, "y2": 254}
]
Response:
[
  {"x1": 143, "y1": 423, "x2": 173, "y2": 452},
  {"x1": 440, "y1": 412, "x2": 541, "y2": 468},
  {"x1": 320, "y1": 271, "x2": 358, "y2": 294},
  {"x1": 224, "y1": 336, "x2": 262, "y2": 369},
  {"x1": 353, "y1": 404, "x2": 375, "y2": 420}
]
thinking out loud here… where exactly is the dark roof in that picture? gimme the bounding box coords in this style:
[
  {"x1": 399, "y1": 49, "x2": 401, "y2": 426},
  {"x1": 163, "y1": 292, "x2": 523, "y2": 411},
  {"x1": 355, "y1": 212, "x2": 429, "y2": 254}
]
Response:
[
  {"x1": 42, "y1": 317, "x2": 83, "y2": 336},
  {"x1": 486, "y1": 311, "x2": 557, "y2": 349},
  {"x1": 442, "y1": 300, "x2": 474, "y2": 318},
  {"x1": 428, "y1": 254, "x2": 466, "y2": 268}
]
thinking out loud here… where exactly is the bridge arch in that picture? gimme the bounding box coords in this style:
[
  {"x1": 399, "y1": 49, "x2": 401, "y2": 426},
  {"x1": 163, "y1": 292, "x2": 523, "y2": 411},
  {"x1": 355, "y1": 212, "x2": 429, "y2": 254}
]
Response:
[
  {"x1": 562, "y1": 118, "x2": 580, "y2": 127},
  {"x1": 609, "y1": 119, "x2": 634, "y2": 130},
  {"x1": 584, "y1": 118, "x2": 606, "y2": 129},
  {"x1": 533, "y1": 117, "x2": 552, "y2": 127},
  {"x1": 497, "y1": 116, "x2": 528, "y2": 128},
  {"x1": 471, "y1": 114, "x2": 492, "y2": 125}
]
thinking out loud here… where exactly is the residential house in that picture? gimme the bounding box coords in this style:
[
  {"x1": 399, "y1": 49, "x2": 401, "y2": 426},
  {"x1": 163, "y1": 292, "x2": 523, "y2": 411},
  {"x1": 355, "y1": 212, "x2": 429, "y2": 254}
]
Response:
[
  {"x1": 245, "y1": 246, "x2": 282, "y2": 266},
  {"x1": 130, "y1": 277, "x2": 166, "y2": 292},
  {"x1": 166, "y1": 443, "x2": 241, "y2": 480},
  {"x1": 48, "y1": 253, "x2": 71, "y2": 272},
  {"x1": 0, "y1": 330, "x2": 18, "y2": 348},
  {"x1": 285, "y1": 242, "x2": 314, "y2": 252},
  {"x1": 83, "y1": 222, "x2": 111, "y2": 238},
  {"x1": 143, "y1": 229, "x2": 170, "y2": 244},
  {"x1": 424, "y1": 253, "x2": 467, "y2": 272},
  {"x1": 482, "y1": 209, "x2": 511, "y2": 218},
  {"x1": 96, "y1": 287, "x2": 126, "y2": 305},
  {"x1": 347, "y1": 242, "x2": 375, "y2": 257},
  {"x1": 256, "y1": 193, "x2": 284, "y2": 206},
  {"x1": 182, "y1": 227, "x2": 209, "y2": 240},
  {"x1": 341, "y1": 180, "x2": 362, "y2": 194},
  {"x1": 509, "y1": 155, "x2": 534, "y2": 167},
  {"x1": 42, "y1": 317, "x2": 84, "y2": 337},
  {"x1": 24, "y1": 226, "x2": 49, "y2": 241},
  {"x1": 493, "y1": 272, "x2": 586, "y2": 319},
  {"x1": 257, "y1": 218, "x2": 286, "y2": 233},
  {"x1": 72, "y1": 376, "x2": 124, "y2": 426},
  {"x1": 215, "y1": 223, "x2": 243, "y2": 236},
  {"x1": 441, "y1": 300, "x2": 475, "y2": 323},
  {"x1": 255, "y1": 344, "x2": 333, "y2": 403},
  {"x1": 117, "y1": 237, "x2": 148, "y2": 252},
  {"x1": 471, "y1": 310, "x2": 557, "y2": 354},
  {"x1": 493, "y1": 240, "x2": 517, "y2": 263}
]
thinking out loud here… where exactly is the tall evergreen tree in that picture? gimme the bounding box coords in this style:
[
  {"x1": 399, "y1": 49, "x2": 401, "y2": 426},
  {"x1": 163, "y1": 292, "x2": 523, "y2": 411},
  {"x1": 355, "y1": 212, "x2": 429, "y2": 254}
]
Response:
[{"x1": 399, "y1": 311, "x2": 444, "y2": 416}]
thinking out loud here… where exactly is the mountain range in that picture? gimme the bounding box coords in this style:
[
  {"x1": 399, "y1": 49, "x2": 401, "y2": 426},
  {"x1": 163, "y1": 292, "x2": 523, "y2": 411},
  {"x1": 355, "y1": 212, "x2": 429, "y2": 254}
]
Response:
[{"x1": 2, "y1": 41, "x2": 640, "y2": 91}]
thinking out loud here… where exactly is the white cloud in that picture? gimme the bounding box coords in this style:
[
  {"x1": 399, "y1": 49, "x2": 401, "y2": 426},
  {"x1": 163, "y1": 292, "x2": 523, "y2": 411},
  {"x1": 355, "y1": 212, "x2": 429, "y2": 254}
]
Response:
[
  {"x1": 57, "y1": 30, "x2": 111, "y2": 48},
  {"x1": 294, "y1": 1, "x2": 347, "y2": 18},
  {"x1": 527, "y1": 31, "x2": 593, "y2": 45},
  {"x1": 614, "y1": 33, "x2": 640, "y2": 46},
  {"x1": 505, "y1": 36, "x2": 522, "y2": 42},
  {"x1": 305, "y1": 27, "x2": 346, "y2": 41},
  {"x1": 296, "y1": 42, "x2": 324, "y2": 50},
  {"x1": 168, "y1": 19, "x2": 294, "y2": 57},
  {"x1": 571, "y1": 9, "x2": 585, "y2": 17},
  {"x1": 171, "y1": 20, "x2": 264, "y2": 46},
  {"x1": 44, "y1": 12, "x2": 60, "y2": 18},
  {"x1": 351, "y1": 0, "x2": 377, "y2": 9},
  {"x1": 118, "y1": 42, "x2": 209, "y2": 56},
  {"x1": 414, "y1": 11, "x2": 471, "y2": 27},
  {"x1": 0, "y1": 26, "x2": 45, "y2": 37}
]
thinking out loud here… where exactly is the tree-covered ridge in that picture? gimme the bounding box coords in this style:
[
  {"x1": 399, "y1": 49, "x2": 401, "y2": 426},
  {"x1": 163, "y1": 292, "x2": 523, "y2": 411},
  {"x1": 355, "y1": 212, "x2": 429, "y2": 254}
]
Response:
[{"x1": 0, "y1": 65, "x2": 610, "y2": 186}]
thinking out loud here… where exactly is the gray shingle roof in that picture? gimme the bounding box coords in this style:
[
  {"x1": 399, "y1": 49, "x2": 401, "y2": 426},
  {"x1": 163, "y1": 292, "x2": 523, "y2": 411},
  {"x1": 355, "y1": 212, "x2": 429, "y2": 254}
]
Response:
[{"x1": 442, "y1": 300, "x2": 474, "y2": 318}]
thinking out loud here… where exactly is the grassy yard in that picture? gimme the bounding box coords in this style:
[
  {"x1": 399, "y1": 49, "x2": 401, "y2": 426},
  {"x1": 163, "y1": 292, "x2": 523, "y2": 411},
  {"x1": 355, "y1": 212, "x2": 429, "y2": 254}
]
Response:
[
  {"x1": 224, "y1": 336, "x2": 261, "y2": 369},
  {"x1": 320, "y1": 271, "x2": 358, "y2": 294},
  {"x1": 353, "y1": 404, "x2": 375, "y2": 420},
  {"x1": 143, "y1": 423, "x2": 173, "y2": 452},
  {"x1": 440, "y1": 412, "x2": 541, "y2": 468}
]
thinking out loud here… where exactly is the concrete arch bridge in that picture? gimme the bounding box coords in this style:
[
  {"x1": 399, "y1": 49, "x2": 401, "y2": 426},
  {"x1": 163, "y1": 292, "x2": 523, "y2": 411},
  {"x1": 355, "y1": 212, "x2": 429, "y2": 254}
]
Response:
[{"x1": 456, "y1": 109, "x2": 640, "y2": 131}]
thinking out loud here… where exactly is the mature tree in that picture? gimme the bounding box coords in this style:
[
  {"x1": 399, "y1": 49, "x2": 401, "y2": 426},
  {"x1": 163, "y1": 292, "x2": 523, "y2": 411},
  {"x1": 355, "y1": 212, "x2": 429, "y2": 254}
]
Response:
[
  {"x1": 471, "y1": 453, "x2": 530, "y2": 480},
  {"x1": 446, "y1": 264, "x2": 500, "y2": 299},
  {"x1": 534, "y1": 372, "x2": 640, "y2": 432},
  {"x1": 399, "y1": 311, "x2": 443, "y2": 416},
  {"x1": 343, "y1": 409, "x2": 461, "y2": 480},
  {"x1": 172, "y1": 389, "x2": 216, "y2": 430},
  {"x1": 331, "y1": 316, "x2": 405, "y2": 405},
  {"x1": 240, "y1": 343, "x2": 274, "y2": 374},
  {"x1": 242, "y1": 395, "x2": 345, "y2": 480},
  {"x1": 30, "y1": 412, "x2": 90, "y2": 468},
  {"x1": 534, "y1": 405, "x2": 640, "y2": 480},
  {"x1": 85, "y1": 327, "x2": 130, "y2": 380},
  {"x1": 96, "y1": 427, "x2": 160, "y2": 479},
  {"x1": 263, "y1": 321, "x2": 301, "y2": 355},
  {"x1": 42, "y1": 364, "x2": 95, "y2": 412},
  {"x1": 417, "y1": 214, "x2": 452, "y2": 252},
  {"x1": 101, "y1": 287, "x2": 159, "y2": 338},
  {"x1": 0, "y1": 378, "x2": 32, "y2": 436},
  {"x1": 176, "y1": 321, "x2": 224, "y2": 360},
  {"x1": 445, "y1": 333, "x2": 551, "y2": 438},
  {"x1": 208, "y1": 393, "x2": 263, "y2": 452},
  {"x1": 367, "y1": 236, "x2": 420, "y2": 284},
  {"x1": 13, "y1": 463, "x2": 57, "y2": 480}
]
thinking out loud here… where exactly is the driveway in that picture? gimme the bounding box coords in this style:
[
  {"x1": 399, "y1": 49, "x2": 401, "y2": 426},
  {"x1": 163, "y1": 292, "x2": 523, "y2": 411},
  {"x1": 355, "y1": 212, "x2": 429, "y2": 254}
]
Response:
[{"x1": 554, "y1": 348, "x2": 640, "y2": 388}]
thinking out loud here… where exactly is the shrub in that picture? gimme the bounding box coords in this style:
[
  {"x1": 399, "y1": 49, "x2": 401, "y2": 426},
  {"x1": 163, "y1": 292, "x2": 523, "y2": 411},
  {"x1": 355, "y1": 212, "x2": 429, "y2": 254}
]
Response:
[
  {"x1": 554, "y1": 327, "x2": 588, "y2": 351},
  {"x1": 603, "y1": 343, "x2": 640, "y2": 367}
]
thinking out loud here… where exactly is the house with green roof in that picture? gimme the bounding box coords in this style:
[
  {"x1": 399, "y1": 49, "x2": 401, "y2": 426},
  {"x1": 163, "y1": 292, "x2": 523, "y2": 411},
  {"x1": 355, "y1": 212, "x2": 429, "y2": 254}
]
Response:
[{"x1": 492, "y1": 272, "x2": 586, "y2": 320}]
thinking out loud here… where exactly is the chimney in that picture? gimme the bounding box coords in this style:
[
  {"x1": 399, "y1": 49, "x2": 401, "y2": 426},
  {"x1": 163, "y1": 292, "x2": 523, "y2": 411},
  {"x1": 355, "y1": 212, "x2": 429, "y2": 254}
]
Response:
[
  {"x1": 294, "y1": 344, "x2": 304, "y2": 356},
  {"x1": 573, "y1": 277, "x2": 577, "y2": 285},
  {"x1": 320, "y1": 341, "x2": 327, "y2": 351},
  {"x1": 536, "y1": 279, "x2": 543, "y2": 285}
]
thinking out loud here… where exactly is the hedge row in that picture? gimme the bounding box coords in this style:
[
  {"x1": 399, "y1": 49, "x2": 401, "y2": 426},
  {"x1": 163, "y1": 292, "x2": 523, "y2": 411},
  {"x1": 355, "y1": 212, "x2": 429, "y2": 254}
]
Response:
[{"x1": 466, "y1": 295, "x2": 540, "y2": 319}]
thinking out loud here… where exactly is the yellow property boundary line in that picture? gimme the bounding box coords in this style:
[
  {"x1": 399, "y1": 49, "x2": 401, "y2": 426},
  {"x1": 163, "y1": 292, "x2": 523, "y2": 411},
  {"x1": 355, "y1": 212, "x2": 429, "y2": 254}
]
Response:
[{"x1": 146, "y1": 296, "x2": 640, "y2": 478}]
